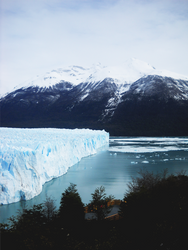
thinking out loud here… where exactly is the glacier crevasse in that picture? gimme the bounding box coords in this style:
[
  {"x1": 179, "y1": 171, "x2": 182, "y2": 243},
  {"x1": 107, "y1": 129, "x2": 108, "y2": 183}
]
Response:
[{"x1": 0, "y1": 128, "x2": 109, "y2": 204}]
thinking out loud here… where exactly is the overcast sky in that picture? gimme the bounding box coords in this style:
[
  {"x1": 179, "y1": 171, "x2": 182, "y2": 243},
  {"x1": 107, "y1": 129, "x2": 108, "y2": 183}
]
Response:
[{"x1": 0, "y1": 0, "x2": 188, "y2": 95}]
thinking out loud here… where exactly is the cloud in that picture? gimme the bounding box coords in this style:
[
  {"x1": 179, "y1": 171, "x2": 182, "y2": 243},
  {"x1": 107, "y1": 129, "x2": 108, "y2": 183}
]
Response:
[{"x1": 0, "y1": 0, "x2": 188, "y2": 95}]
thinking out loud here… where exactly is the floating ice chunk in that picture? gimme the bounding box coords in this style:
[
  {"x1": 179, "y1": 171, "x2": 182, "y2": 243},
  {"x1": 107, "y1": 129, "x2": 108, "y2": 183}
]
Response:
[
  {"x1": 0, "y1": 128, "x2": 109, "y2": 204},
  {"x1": 141, "y1": 161, "x2": 149, "y2": 164},
  {"x1": 109, "y1": 137, "x2": 188, "y2": 153},
  {"x1": 175, "y1": 158, "x2": 182, "y2": 160}
]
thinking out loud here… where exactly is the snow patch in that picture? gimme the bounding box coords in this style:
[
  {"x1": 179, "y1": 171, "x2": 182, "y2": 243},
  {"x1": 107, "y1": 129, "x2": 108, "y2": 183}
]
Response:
[{"x1": 10, "y1": 58, "x2": 188, "y2": 94}]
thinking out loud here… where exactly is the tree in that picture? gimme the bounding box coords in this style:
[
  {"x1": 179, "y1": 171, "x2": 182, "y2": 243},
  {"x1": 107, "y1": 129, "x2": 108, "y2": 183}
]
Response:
[
  {"x1": 58, "y1": 183, "x2": 84, "y2": 227},
  {"x1": 89, "y1": 186, "x2": 114, "y2": 220},
  {"x1": 43, "y1": 196, "x2": 57, "y2": 221},
  {"x1": 119, "y1": 169, "x2": 188, "y2": 249},
  {"x1": 126, "y1": 168, "x2": 168, "y2": 194},
  {"x1": 12, "y1": 204, "x2": 46, "y2": 233}
]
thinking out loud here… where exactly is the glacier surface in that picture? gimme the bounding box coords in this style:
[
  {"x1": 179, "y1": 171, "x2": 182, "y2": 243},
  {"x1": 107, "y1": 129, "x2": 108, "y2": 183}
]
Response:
[{"x1": 0, "y1": 128, "x2": 109, "y2": 204}]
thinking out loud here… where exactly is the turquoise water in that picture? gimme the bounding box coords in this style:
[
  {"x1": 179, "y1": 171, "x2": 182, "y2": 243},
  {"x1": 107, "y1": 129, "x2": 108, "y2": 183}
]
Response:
[{"x1": 1, "y1": 137, "x2": 188, "y2": 224}]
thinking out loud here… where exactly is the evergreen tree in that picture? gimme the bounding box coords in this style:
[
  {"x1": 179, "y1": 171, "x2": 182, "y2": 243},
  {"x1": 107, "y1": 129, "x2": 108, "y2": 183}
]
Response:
[
  {"x1": 89, "y1": 186, "x2": 114, "y2": 220},
  {"x1": 59, "y1": 183, "x2": 85, "y2": 227}
]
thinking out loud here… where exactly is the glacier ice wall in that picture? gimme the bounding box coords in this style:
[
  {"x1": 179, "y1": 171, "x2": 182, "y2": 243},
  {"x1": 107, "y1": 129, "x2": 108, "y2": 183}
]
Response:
[{"x1": 0, "y1": 128, "x2": 109, "y2": 204}]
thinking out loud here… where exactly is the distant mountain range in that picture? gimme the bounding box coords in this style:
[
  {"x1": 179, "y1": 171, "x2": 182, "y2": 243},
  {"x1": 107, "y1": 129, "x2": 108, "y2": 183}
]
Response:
[{"x1": 1, "y1": 58, "x2": 188, "y2": 136}]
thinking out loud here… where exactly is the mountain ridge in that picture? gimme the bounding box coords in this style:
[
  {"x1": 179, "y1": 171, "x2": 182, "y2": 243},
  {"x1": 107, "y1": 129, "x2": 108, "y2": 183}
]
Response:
[
  {"x1": 3, "y1": 58, "x2": 188, "y2": 97},
  {"x1": 1, "y1": 59, "x2": 188, "y2": 136}
]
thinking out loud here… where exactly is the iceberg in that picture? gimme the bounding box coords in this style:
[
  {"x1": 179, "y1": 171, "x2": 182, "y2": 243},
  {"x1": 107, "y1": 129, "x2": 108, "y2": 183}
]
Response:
[{"x1": 0, "y1": 128, "x2": 109, "y2": 204}]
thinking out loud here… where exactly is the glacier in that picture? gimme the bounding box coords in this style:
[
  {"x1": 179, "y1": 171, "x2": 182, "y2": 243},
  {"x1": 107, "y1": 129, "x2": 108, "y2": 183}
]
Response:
[{"x1": 0, "y1": 128, "x2": 109, "y2": 204}]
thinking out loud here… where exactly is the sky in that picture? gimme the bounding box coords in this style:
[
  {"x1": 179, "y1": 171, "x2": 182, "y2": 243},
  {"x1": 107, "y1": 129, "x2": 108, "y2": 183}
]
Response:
[{"x1": 0, "y1": 0, "x2": 188, "y2": 95}]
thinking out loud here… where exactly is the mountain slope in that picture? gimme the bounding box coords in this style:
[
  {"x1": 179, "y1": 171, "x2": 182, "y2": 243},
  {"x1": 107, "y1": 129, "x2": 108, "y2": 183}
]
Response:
[
  {"x1": 110, "y1": 75, "x2": 188, "y2": 136},
  {"x1": 1, "y1": 59, "x2": 188, "y2": 136}
]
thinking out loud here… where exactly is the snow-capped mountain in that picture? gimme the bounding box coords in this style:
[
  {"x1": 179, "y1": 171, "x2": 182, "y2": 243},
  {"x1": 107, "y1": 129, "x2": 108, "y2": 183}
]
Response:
[
  {"x1": 11, "y1": 58, "x2": 188, "y2": 91},
  {"x1": 1, "y1": 58, "x2": 188, "y2": 136}
]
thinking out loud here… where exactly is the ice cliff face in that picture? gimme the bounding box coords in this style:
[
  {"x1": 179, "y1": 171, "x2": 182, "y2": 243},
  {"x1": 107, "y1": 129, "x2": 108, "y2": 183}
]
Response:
[{"x1": 0, "y1": 128, "x2": 109, "y2": 204}]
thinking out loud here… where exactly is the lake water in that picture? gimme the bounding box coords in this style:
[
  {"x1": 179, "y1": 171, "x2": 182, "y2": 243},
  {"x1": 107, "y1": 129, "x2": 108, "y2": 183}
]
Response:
[{"x1": 1, "y1": 137, "x2": 188, "y2": 224}]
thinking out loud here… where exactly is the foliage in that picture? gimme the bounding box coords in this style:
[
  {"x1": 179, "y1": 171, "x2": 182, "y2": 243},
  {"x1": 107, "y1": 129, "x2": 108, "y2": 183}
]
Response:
[
  {"x1": 1, "y1": 173, "x2": 188, "y2": 249},
  {"x1": 7, "y1": 196, "x2": 57, "y2": 230},
  {"x1": 42, "y1": 195, "x2": 57, "y2": 221},
  {"x1": 126, "y1": 168, "x2": 169, "y2": 194},
  {"x1": 9, "y1": 204, "x2": 45, "y2": 230},
  {"x1": 119, "y1": 169, "x2": 188, "y2": 249},
  {"x1": 89, "y1": 186, "x2": 114, "y2": 220},
  {"x1": 58, "y1": 183, "x2": 85, "y2": 226}
]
